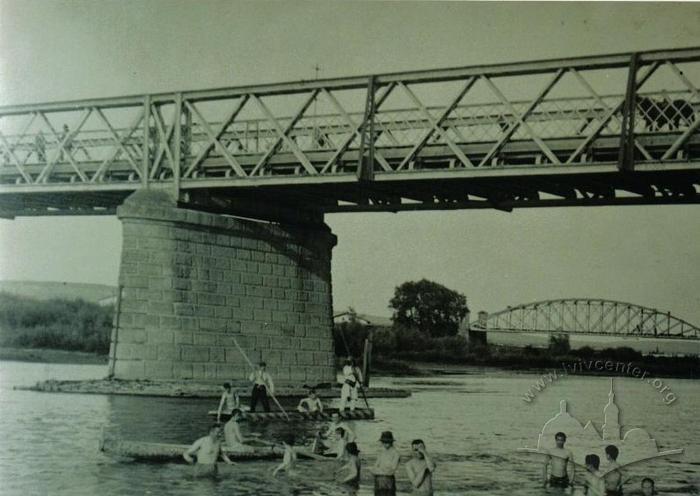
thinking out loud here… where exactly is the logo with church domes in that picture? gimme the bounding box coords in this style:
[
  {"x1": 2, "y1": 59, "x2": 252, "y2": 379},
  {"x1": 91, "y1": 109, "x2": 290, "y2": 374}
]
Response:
[{"x1": 519, "y1": 379, "x2": 683, "y2": 468}]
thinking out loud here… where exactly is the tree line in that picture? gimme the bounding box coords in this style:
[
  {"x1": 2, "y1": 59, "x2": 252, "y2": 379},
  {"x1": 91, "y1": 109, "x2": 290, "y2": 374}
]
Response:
[{"x1": 0, "y1": 292, "x2": 113, "y2": 354}]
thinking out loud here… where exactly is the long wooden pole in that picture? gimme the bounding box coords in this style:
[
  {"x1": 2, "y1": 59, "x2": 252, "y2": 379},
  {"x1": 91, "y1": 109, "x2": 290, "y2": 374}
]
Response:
[{"x1": 231, "y1": 336, "x2": 290, "y2": 421}]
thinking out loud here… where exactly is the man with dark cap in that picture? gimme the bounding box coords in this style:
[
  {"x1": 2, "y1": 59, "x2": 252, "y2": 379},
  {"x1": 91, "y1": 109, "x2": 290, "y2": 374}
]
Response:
[
  {"x1": 370, "y1": 431, "x2": 400, "y2": 495},
  {"x1": 248, "y1": 361, "x2": 274, "y2": 412}
]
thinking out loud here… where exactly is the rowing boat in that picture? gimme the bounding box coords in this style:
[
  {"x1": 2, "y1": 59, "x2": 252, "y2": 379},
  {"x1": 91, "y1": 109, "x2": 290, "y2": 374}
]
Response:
[
  {"x1": 208, "y1": 407, "x2": 375, "y2": 422},
  {"x1": 99, "y1": 437, "x2": 283, "y2": 463}
]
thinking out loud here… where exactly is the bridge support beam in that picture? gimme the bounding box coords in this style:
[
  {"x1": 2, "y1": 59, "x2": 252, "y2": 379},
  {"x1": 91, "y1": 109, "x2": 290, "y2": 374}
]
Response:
[{"x1": 108, "y1": 189, "x2": 337, "y2": 385}]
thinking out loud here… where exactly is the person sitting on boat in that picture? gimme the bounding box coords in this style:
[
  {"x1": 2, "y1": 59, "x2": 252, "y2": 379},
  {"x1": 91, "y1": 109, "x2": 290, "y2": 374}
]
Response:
[
  {"x1": 297, "y1": 388, "x2": 324, "y2": 414},
  {"x1": 335, "y1": 442, "x2": 361, "y2": 492},
  {"x1": 217, "y1": 382, "x2": 241, "y2": 422},
  {"x1": 339, "y1": 358, "x2": 362, "y2": 411},
  {"x1": 405, "y1": 439, "x2": 436, "y2": 496},
  {"x1": 272, "y1": 434, "x2": 298, "y2": 477},
  {"x1": 320, "y1": 412, "x2": 356, "y2": 449},
  {"x1": 249, "y1": 361, "x2": 274, "y2": 412},
  {"x1": 223, "y1": 409, "x2": 256, "y2": 453},
  {"x1": 183, "y1": 424, "x2": 235, "y2": 477},
  {"x1": 324, "y1": 426, "x2": 351, "y2": 460}
]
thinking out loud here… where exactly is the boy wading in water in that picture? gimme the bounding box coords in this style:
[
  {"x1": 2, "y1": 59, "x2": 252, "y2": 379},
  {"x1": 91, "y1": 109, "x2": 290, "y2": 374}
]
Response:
[
  {"x1": 405, "y1": 439, "x2": 436, "y2": 495},
  {"x1": 336, "y1": 442, "x2": 361, "y2": 494},
  {"x1": 603, "y1": 445, "x2": 625, "y2": 496},
  {"x1": 272, "y1": 435, "x2": 298, "y2": 477},
  {"x1": 183, "y1": 424, "x2": 234, "y2": 477},
  {"x1": 584, "y1": 454, "x2": 606, "y2": 496},
  {"x1": 370, "y1": 431, "x2": 400, "y2": 496},
  {"x1": 543, "y1": 432, "x2": 575, "y2": 490}
]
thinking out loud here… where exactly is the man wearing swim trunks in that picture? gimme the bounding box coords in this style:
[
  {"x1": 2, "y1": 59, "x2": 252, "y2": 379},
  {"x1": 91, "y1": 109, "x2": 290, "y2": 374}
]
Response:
[{"x1": 543, "y1": 432, "x2": 575, "y2": 489}]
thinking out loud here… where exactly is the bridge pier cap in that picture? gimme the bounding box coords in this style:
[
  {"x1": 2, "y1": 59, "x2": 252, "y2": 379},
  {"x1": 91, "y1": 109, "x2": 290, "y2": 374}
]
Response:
[{"x1": 109, "y1": 189, "x2": 337, "y2": 385}]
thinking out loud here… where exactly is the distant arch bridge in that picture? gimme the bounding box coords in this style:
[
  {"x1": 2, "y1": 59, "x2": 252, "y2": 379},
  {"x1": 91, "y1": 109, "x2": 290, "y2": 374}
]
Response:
[{"x1": 471, "y1": 298, "x2": 700, "y2": 340}]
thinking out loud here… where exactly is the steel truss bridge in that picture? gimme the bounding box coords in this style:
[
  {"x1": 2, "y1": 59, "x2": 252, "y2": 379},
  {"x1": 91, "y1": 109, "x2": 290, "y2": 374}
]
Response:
[
  {"x1": 472, "y1": 299, "x2": 700, "y2": 340},
  {"x1": 1, "y1": 47, "x2": 700, "y2": 221}
]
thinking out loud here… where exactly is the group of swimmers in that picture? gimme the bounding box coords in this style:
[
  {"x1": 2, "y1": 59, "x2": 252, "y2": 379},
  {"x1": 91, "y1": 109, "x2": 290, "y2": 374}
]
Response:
[
  {"x1": 544, "y1": 431, "x2": 658, "y2": 495},
  {"x1": 185, "y1": 422, "x2": 435, "y2": 495},
  {"x1": 187, "y1": 403, "x2": 436, "y2": 495}
]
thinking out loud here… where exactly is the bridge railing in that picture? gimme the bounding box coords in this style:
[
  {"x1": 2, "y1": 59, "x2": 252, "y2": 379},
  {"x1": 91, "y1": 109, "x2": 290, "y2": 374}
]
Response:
[{"x1": 0, "y1": 47, "x2": 699, "y2": 191}]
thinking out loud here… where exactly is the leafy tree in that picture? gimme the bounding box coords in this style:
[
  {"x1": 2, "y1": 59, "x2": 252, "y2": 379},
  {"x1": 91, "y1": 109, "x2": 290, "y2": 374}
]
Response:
[
  {"x1": 548, "y1": 333, "x2": 571, "y2": 356},
  {"x1": 389, "y1": 279, "x2": 468, "y2": 337}
]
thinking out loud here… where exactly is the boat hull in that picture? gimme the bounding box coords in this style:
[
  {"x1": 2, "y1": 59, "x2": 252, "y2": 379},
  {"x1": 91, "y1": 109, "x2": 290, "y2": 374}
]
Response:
[
  {"x1": 208, "y1": 407, "x2": 375, "y2": 422},
  {"x1": 99, "y1": 438, "x2": 283, "y2": 463}
]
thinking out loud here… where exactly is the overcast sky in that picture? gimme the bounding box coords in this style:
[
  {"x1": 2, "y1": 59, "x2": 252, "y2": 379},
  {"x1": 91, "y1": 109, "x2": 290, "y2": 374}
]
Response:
[{"x1": 0, "y1": 1, "x2": 699, "y2": 325}]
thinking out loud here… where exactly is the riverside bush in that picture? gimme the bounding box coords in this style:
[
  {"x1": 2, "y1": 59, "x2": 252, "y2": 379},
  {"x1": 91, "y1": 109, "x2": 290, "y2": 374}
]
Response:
[{"x1": 0, "y1": 292, "x2": 113, "y2": 354}]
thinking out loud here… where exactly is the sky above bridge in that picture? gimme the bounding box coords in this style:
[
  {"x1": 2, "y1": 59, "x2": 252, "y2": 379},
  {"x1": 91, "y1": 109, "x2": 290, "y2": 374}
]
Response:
[{"x1": 0, "y1": 1, "x2": 699, "y2": 325}]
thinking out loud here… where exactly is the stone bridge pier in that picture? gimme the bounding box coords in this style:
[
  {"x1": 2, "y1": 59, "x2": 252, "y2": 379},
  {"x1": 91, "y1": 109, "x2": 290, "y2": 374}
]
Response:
[{"x1": 107, "y1": 190, "x2": 337, "y2": 385}]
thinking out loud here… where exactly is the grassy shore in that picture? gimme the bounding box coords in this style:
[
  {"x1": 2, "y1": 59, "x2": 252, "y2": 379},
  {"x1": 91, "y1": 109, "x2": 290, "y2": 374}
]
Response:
[
  {"x1": 372, "y1": 352, "x2": 700, "y2": 379},
  {"x1": 0, "y1": 347, "x2": 108, "y2": 365}
]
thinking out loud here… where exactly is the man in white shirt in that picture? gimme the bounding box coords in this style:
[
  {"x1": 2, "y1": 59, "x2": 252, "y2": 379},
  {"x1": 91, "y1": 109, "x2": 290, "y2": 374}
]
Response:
[
  {"x1": 248, "y1": 361, "x2": 274, "y2": 412},
  {"x1": 371, "y1": 431, "x2": 401, "y2": 496}
]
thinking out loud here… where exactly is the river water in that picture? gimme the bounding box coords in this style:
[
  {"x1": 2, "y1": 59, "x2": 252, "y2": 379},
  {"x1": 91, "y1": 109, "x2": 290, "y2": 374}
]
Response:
[{"x1": 0, "y1": 361, "x2": 697, "y2": 495}]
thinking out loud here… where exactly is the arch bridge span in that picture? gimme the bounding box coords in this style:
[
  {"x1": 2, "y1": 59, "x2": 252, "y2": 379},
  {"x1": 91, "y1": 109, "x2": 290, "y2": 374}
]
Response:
[{"x1": 473, "y1": 298, "x2": 700, "y2": 340}]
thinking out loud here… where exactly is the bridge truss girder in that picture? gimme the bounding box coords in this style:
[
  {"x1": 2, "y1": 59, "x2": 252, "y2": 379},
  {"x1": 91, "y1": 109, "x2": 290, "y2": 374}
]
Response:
[{"x1": 1, "y1": 47, "x2": 700, "y2": 219}]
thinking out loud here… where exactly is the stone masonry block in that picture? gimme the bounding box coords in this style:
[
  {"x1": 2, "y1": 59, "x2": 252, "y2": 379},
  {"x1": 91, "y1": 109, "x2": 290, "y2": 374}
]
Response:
[
  {"x1": 181, "y1": 345, "x2": 209, "y2": 362},
  {"x1": 148, "y1": 329, "x2": 174, "y2": 344},
  {"x1": 174, "y1": 331, "x2": 194, "y2": 345},
  {"x1": 173, "y1": 362, "x2": 193, "y2": 379},
  {"x1": 113, "y1": 360, "x2": 145, "y2": 379},
  {"x1": 145, "y1": 360, "x2": 174, "y2": 379},
  {"x1": 209, "y1": 347, "x2": 225, "y2": 362},
  {"x1": 158, "y1": 344, "x2": 180, "y2": 361},
  {"x1": 194, "y1": 333, "x2": 219, "y2": 346},
  {"x1": 118, "y1": 328, "x2": 146, "y2": 344}
]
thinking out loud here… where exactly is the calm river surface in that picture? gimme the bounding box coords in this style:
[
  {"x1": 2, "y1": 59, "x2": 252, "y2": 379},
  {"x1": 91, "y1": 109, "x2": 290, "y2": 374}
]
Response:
[{"x1": 0, "y1": 361, "x2": 697, "y2": 495}]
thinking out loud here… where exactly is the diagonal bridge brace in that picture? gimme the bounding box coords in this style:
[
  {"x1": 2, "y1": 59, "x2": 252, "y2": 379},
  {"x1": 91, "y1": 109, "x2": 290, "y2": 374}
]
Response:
[
  {"x1": 482, "y1": 74, "x2": 562, "y2": 165},
  {"x1": 397, "y1": 78, "x2": 477, "y2": 171}
]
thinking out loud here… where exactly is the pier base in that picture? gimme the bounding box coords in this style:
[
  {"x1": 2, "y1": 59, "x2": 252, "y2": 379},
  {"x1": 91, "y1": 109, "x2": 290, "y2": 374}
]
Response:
[{"x1": 108, "y1": 190, "x2": 336, "y2": 385}]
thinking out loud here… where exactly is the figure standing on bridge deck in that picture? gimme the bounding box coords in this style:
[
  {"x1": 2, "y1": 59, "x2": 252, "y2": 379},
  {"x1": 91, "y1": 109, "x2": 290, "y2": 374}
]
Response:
[
  {"x1": 59, "y1": 124, "x2": 73, "y2": 161},
  {"x1": 248, "y1": 361, "x2": 274, "y2": 412},
  {"x1": 34, "y1": 131, "x2": 46, "y2": 162}
]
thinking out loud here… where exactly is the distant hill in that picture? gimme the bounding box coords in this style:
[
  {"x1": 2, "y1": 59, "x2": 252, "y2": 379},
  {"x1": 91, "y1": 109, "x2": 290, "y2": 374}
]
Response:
[{"x1": 0, "y1": 280, "x2": 116, "y2": 304}]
